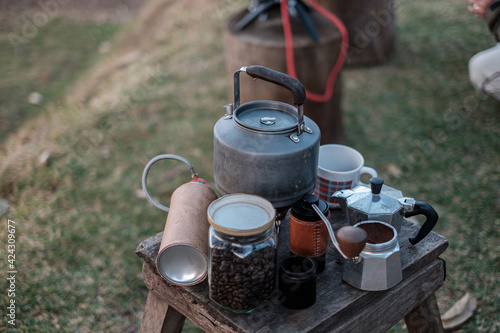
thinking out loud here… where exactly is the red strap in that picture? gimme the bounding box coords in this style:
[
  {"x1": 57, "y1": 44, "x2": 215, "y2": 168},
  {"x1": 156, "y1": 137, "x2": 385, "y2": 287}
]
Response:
[{"x1": 280, "y1": 0, "x2": 348, "y2": 102}]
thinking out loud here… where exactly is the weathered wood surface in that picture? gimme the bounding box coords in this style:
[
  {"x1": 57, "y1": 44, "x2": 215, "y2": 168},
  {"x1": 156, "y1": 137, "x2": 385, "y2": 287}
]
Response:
[
  {"x1": 142, "y1": 263, "x2": 245, "y2": 333},
  {"x1": 136, "y1": 210, "x2": 448, "y2": 332},
  {"x1": 324, "y1": 260, "x2": 444, "y2": 333},
  {"x1": 405, "y1": 293, "x2": 444, "y2": 333},
  {"x1": 224, "y1": 7, "x2": 345, "y2": 144},
  {"x1": 141, "y1": 257, "x2": 444, "y2": 333},
  {"x1": 139, "y1": 292, "x2": 185, "y2": 333},
  {"x1": 316, "y1": 0, "x2": 396, "y2": 66}
]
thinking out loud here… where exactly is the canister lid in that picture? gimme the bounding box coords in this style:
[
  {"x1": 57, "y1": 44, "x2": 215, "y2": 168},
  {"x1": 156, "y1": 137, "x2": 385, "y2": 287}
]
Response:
[
  {"x1": 291, "y1": 194, "x2": 329, "y2": 222},
  {"x1": 208, "y1": 194, "x2": 276, "y2": 236},
  {"x1": 156, "y1": 245, "x2": 207, "y2": 286}
]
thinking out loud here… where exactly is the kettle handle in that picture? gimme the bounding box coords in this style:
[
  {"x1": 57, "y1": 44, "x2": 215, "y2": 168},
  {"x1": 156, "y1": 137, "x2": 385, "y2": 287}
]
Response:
[
  {"x1": 404, "y1": 201, "x2": 439, "y2": 245},
  {"x1": 245, "y1": 65, "x2": 307, "y2": 106},
  {"x1": 234, "y1": 65, "x2": 307, "y2": 135},
  {"x1": 142, "y1": 154, "x2": 198, "y2": 212}
]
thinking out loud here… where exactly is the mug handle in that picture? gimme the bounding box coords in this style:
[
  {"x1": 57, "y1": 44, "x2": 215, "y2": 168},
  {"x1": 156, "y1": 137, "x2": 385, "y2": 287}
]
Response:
[
  {"x1": 359, "y1": 166, "x2": 378, "y2": 184},
  {"x1": 141, "y1": 154, "x2": 198, "y2": 212}
]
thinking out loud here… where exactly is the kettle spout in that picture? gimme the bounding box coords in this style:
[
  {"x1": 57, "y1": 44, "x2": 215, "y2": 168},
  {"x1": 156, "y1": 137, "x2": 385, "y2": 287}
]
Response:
[{"x1": 333, "y1": 189, "x2": 355, "y2": 212}]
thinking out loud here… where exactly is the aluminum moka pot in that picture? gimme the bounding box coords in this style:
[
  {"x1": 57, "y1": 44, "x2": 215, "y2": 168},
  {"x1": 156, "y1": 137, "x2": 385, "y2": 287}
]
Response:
[
  {"x1": 213, "y1": 65, "x2": 320, "y2": 216},
  {"x1": 342, "y1": 220, "x2": 402, "y2": 291},
  {"x1": 333, "y1": 177, "x2": 439, "y2": 245}
]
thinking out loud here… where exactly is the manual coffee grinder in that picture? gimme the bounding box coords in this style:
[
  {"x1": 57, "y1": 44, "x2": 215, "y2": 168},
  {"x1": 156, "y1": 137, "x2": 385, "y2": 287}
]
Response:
[{"x1": 289, "y1": 194, "x2": 368, "y2": 273}]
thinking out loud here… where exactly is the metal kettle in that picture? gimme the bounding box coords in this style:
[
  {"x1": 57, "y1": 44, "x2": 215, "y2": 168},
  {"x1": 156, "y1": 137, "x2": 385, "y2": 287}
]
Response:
[
  {"x1": 333, "y1": 177, "x2": 439, "y2": 245},
  {"x1": 213, "y1": 65, "x2": 320, "y2": 217}
]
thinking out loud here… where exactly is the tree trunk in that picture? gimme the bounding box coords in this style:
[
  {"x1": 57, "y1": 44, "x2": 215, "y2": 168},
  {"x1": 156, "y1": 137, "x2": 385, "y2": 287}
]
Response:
[
  {"x1": 317, "y1": 0, "x2": 396, "y2": 66},
  {"x1": 224, "y1": 7, "x2": 345, "y2": 144}
]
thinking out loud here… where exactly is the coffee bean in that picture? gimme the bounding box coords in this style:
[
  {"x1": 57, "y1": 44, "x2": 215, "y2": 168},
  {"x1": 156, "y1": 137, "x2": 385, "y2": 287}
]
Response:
[{"x1": 210, "y1": 245, "x2": 276, "y2": 312}]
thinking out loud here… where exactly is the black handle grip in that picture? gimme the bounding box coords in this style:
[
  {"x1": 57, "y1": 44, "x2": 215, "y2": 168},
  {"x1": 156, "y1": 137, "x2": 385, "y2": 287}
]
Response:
[
  {"x1": 246, "y1": 65, "x2": 307, "y2": 105},
  {"x1": 404, "y1": 201, "x2": 439, "y2": 245}
]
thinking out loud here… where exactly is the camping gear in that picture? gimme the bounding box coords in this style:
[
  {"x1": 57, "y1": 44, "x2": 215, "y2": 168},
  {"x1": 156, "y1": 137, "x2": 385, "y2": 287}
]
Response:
[
  {"x1": 315, "y1": 144, "x2": 377, "y2": 208},
  {"x1": 142, "y1": 154, "x2": 218, "y2": 285},
  {"x1": 279, "y1": 255, "x2": 317, "y2": 309},
  {"x1": 308, "y1": 197, "x2": 368, "y2": 260},
  {"x1": 289, "y1": 194, "x2": 330, "y2": 273},
  {"x1": 207, "y1": 194, "x2": 277, "y2": 313},
  {"x1": 333, "y1": 177, "x2": 439, "y2": 245},
  {"x1": 342, "y1": 220, "x2": 402, "y2": 291},
  {"x1": 213, "y1": 65, "x2": 320, "y2": 220}
]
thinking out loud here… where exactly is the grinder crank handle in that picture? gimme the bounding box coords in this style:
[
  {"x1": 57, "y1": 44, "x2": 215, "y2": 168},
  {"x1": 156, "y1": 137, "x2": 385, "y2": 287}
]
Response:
[
  {"x1": 311, "y1": 203, "x2": 367, "y2": 260},
  {"x1": 404, "y1": 201, "x2": 439, "y2": 245}
]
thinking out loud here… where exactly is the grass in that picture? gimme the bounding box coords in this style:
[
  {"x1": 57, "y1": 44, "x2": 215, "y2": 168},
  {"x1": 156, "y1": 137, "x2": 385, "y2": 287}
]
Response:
[
  {"x1": 344, "y1": 1, "x2": 500, "y2": 331},
  {"x1": 0, "y1": 0, "x2": 499, "y2": 332},
  {"x1": 0, "y1": 16, "x2": 121, "y2": 143}
]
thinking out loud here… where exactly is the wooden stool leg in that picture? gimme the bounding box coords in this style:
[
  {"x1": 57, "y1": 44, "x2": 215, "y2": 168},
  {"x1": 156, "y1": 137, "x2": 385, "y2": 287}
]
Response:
[
  {"x1": 140, "y1": 291, "x2": 186, "y2": 333},
  {"x1": 404, "y1": 293, "x2": 444, "y2": 333}
]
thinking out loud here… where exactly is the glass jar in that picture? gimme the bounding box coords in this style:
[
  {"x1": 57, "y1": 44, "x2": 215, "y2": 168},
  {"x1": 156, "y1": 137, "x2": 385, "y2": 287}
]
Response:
[{"x1": 207, "y1": 194, "x2": 277, "y2": 313}]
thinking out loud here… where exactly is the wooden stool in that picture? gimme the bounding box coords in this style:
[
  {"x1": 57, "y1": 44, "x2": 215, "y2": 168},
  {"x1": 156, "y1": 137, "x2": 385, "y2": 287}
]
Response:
[{"x1": 136, "y1": 210, "x2": 448, "y2": 333}]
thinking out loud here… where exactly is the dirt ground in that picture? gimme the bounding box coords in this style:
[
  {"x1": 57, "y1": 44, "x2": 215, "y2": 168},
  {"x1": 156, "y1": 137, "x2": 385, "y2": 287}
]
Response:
[{"x1": 0, "y1": 0, "x2": 146, "y2": 22}]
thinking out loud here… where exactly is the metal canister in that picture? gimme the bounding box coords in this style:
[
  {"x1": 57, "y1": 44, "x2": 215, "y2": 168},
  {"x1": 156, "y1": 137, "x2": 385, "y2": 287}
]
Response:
[
  {"x1": 155, "y1": 182, "x2": 218, "y2": 286},
  {"x1": 207, "y1": 194, "x2": 277, "y2": 313},
  {"x1": 279, "y1": 255, "x2": 317, "y2": 309},
  {"x1": 289, "y1": 194, "x2": 330, "y2": 273},
  {"x1": 142, "y1": 154, "x2": 219, "y2": 286}
]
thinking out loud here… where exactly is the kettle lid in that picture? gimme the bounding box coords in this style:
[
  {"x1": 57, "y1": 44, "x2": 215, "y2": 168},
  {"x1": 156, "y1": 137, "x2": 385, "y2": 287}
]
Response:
[{"x1": 234, "y1": 101, "x2": 299, "y2": 133}]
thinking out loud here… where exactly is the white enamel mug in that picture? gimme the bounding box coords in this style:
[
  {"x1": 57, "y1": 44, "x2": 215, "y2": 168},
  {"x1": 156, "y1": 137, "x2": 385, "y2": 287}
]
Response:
[{"x1": 314, "y1": 144, "x2": 378, "y2": 208}]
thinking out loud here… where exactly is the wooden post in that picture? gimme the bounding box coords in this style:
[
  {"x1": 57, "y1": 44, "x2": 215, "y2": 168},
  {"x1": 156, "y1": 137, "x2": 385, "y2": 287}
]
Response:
[
  {"x1": 404, "y1": 293, "x2": 444, "y2": 333},
  {"x1": 224, "y1": 7, "x2": 345, "y2": 144},
  {"x1": 316, "y1": 0, "x2": 395, "y2": 66},
  {"x1": 140, "y1": 291, "x2": 186, "y2": 333}
]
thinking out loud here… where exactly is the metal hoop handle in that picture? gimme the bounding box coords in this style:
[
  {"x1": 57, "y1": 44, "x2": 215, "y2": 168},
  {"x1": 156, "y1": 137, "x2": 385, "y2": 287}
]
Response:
[
  {"x1": 233, "y1": 65, "x2": 306, "y2": 135},
  {"x1": 141, "y1": 154, "x2": 198, "y2": 212}
]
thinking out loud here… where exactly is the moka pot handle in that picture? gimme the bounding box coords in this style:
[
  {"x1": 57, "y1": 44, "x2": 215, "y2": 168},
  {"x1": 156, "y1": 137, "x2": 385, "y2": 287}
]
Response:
[{"x1": 404, "y1": 201, "x2": 439, "y2": 245}]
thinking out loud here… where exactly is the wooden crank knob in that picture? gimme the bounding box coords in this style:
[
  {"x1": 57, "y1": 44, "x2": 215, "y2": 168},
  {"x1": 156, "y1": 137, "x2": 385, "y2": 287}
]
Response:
[{"x1": 336, "y1": 226, "x2": 368, "y2": 258}]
